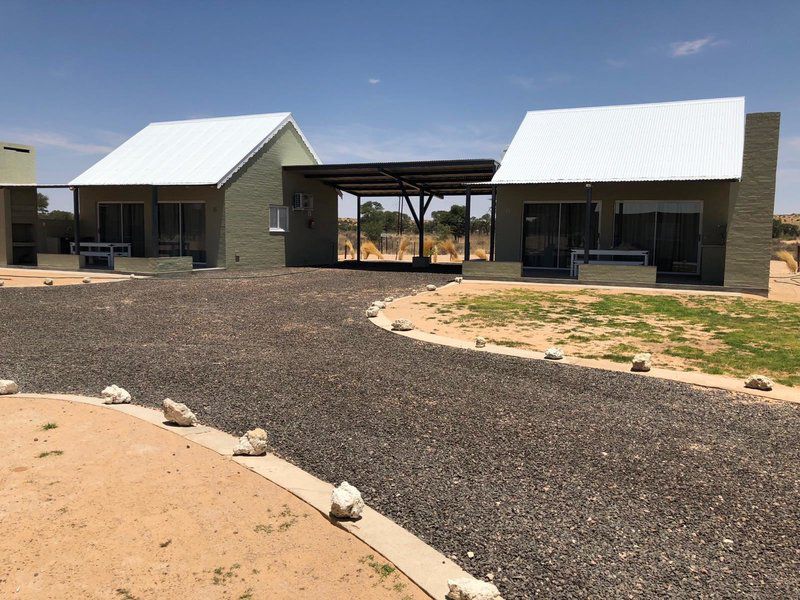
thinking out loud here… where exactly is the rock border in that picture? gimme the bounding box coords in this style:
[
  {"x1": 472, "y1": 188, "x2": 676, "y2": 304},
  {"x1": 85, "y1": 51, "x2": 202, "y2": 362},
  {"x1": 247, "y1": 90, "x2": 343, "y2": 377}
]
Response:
[
  {"x1": 373, "y1": 283, "x2": 800, "y2": 405},
  {"x1": 12, "y1": 392, "x2": 468, "y2": 600}
]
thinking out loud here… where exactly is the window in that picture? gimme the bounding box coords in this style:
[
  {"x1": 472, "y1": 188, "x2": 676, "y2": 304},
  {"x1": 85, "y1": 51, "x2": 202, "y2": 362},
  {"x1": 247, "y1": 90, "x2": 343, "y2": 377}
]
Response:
[
  {"x1": 269, "y1": 205, "x2": 289, "y2": 232},
  {"x1": 613, "y1": 201, "x2": 701, "y2": 274}
]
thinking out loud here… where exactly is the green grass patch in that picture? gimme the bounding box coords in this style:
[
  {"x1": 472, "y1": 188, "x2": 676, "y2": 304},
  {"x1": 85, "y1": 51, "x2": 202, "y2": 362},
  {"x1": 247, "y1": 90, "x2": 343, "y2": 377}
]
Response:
[
  {"x1": 448, "y1": 289, "x2": 800, "y2": 383},
  {"x1": 41, "y1": 422, "x2": 58, "y2": 430}
]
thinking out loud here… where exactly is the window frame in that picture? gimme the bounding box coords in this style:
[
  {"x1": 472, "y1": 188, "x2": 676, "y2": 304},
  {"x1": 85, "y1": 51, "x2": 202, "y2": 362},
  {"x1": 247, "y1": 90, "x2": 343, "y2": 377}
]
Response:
[{"x1": 269, "y1": 204, "x2": 289, "y2": 233}]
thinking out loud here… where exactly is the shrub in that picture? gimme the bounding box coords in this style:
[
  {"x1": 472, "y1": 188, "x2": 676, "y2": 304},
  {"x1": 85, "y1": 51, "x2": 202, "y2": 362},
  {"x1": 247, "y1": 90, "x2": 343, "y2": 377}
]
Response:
[{"x1": 475, "y1": 248, "x2": 488, "y2": 260}]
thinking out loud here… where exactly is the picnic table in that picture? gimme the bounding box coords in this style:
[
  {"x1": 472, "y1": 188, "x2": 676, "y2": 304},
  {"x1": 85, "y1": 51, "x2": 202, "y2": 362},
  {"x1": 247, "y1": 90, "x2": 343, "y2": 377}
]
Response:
[
  {"x1": 69, "y1": 242, "x2": 131, "y2": 269},
  {"x1": 570, "y1": 249, "x2": 649, "y2": 277}
]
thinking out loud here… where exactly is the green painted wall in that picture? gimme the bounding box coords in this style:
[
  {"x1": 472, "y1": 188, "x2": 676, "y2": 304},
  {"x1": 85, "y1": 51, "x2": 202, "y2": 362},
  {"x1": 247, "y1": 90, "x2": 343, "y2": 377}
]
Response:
[
  {"x1": 0, "y1": 142, "x2": 35, "y2": 184},
  {"x1": 494, "y1": 180, "x2": 733, "y2": 284},
  {"x1": 723, "y1": 113, "x2": 780, "y2": 292},
  {"x1": 222, "y1": 122, "x2": 337, "y2": 268}
]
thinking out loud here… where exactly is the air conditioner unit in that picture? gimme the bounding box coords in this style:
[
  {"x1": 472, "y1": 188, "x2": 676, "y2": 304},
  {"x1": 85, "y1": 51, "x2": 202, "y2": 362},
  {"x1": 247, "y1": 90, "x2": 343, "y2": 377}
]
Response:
[{"x1": 292, "y1": 192, "x2": 314, "y2": 211}]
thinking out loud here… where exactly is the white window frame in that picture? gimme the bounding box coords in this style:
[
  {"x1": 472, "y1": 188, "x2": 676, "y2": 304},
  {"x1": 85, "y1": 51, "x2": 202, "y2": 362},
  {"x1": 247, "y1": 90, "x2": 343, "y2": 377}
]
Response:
[{"x1": 269, "y1": 205, "x2": 289, "y2": 233}]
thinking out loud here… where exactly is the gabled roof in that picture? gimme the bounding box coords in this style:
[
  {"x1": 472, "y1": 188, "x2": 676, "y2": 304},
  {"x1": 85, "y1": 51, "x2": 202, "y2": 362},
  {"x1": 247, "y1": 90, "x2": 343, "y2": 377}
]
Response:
[
  {"x1": 491, "y1": 97, "x2": 745, "y2": 184},
  {"x1": 70, "y1": 113, "x2": 320, "y2": 187}
]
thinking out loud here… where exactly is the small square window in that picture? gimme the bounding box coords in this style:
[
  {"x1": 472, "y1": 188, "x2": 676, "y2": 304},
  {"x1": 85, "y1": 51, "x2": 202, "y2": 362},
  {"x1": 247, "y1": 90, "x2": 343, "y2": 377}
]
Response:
[{"x1": 269, "y1": 205, "x2": 289, "y2": 232}]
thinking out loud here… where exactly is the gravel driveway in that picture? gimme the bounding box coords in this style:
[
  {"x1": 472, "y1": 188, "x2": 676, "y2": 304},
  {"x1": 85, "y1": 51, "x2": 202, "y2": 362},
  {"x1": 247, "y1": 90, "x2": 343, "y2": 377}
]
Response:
[{"x1": 2, "y1": 268, "x2": 798, "y2": 599}]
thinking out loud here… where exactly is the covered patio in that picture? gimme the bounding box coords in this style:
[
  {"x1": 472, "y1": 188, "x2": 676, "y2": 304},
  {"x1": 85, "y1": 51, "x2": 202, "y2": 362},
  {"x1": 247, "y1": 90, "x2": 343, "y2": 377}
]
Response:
[{"x1": 284, "y1": 159, "x2": 499, "y2": 268}]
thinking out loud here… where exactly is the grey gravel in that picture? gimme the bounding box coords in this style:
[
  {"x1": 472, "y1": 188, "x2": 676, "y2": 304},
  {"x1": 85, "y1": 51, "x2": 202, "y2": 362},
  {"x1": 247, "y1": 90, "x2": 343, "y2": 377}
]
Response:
[{"x1": 1, "y1": 267, "x2": 798, "y2": 598}]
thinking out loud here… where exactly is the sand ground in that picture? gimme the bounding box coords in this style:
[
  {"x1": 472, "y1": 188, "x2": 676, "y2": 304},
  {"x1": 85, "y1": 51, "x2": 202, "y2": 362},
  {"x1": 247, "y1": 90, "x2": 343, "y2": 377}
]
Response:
[
  {"x1": 768, "y1": 259, "x2": 800, "y2": 302},
  {"x1": 0, "y1": 267, "x2": 129, "y2": 288},
  {"x1": 0, "y1": 397, "x2": 426, "y2": 600}
]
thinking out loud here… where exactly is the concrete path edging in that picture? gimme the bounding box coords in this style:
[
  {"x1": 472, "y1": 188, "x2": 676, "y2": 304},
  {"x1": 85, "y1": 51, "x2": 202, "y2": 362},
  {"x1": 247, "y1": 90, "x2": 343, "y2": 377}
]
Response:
[
  {"x1": 12, "y1": 392, "x2": 470, "y2": 600},
  {"x1": 371, "y1": 286, "x2": 800, "y2": 405}
]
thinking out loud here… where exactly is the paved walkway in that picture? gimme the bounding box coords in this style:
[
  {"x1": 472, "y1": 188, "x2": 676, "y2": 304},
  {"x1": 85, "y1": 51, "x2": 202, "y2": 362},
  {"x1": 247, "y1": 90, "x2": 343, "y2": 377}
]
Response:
[{"x1": 1, "y1": 268, "x2": 798, "y2": 598}]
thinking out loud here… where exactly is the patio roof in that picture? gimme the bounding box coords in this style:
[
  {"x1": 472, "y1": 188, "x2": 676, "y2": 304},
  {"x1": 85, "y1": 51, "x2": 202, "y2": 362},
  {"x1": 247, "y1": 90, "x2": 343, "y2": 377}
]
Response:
[{"x1": 284, "y1": 159, "x2": 499, "y2": 198}]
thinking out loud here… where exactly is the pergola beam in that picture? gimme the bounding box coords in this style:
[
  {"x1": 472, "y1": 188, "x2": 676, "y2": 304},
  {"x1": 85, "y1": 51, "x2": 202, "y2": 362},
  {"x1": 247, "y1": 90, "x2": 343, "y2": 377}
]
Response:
[{"x1": 380, "y1": 169, "x2": 443, "y2": 199}]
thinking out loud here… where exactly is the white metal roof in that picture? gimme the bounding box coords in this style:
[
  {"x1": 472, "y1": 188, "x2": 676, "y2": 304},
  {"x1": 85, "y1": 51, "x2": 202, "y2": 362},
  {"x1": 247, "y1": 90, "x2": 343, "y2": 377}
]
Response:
[
  {"x1": 491, "y1": 97, "x2": 745, "y2": 184},
  {"x1": 70, "y1": 112, "x2": 320, "y2": 187}
]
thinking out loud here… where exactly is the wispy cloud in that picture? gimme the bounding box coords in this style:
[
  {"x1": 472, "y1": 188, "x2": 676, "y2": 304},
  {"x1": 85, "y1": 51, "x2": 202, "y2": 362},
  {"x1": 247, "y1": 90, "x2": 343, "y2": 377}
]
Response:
[
  {"x1": 368, "y1": 78, "x2": 380, "y2": 85},
  {"x1": 509, "y1": 73, "x2": 571, "y2": 91},
  {"x1": 670, "y1": 36, "x2": 725, "y2": 57},
  {"x1": 604, "y1": 58, "x2": 628, "y2": 68},
  {"x1": 311, "y1": 122, "x2": 508, "y2": 164},
  {"x1": 1, "y1": 130, "x2": 115, "y2": 154}
]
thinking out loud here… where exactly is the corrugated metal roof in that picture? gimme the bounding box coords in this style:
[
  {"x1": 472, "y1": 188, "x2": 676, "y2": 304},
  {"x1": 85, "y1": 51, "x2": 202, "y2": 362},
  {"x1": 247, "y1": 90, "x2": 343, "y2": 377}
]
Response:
[
  {"x1": 491, "y1": 97, "x2": 745, "y2": 184},
  {"x1": 70, "y1": 113, "x2": 320, "y2": 187}
]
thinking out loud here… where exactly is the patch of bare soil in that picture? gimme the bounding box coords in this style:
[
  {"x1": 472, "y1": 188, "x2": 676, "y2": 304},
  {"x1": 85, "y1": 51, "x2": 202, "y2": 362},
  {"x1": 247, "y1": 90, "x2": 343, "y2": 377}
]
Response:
[
  {"x1": 0, "y1": 268, "x2": 129, "y2": 288},
  {"x1": 0, "y1": 397, "x2": 425, "y2": 600},
  {"x1": 384, "y1": 283, "x2": 726, "y2": 371}
]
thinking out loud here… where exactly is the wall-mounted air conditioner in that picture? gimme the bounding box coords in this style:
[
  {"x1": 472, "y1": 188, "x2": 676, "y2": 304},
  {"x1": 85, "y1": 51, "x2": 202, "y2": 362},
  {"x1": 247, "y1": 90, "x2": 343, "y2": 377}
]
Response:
[{"x1": 292, "y1": 192, "x2": 314, "y2": 211}]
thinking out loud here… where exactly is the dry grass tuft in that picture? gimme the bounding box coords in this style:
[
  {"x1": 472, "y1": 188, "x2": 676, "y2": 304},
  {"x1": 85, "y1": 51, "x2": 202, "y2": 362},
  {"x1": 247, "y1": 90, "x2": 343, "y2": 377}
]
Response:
[
  {"x1": 344, "y1": 239, "x2": 356, "y2": 260},
  {"x1": 775, "y1": 249, "x2": 798, "y2": 272},
  {"x1": 396, "y1": 236, "x2": 410, "y2": 260},
  {"x1": 440, "y1": 239, "x2": 459, "y2": 261},
  {"x1": 475, "y1": 248, "x2": 488, "y2": 260},
  {"x1": 423, "y1": 239, "x2": 438, "y2": 262},
  {"x1": 361, "y1": 241, "x2": 384, "y2": 260}
]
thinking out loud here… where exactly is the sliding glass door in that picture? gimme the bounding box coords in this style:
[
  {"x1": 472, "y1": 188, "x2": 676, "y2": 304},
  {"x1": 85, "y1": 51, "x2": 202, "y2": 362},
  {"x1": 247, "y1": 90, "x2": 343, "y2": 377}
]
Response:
[
  {"x1": 613, "y1": 201, "x2": 701, "y2": 273},
  {"x1": 97, "y1": 203, "x2": 145, "y2": 256},
  {"x1": 523, "y1": 202, "x2": 600, "y2": 269},
  {"x1": 158, "y1": 202, "x2": 206, "y2": 265}
]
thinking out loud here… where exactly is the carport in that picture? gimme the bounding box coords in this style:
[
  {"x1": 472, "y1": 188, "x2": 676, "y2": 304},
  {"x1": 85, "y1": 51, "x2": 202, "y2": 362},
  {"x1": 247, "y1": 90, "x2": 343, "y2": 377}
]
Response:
[{"x1": 284, "y1": 159, "x2": 498, "y2": 266}]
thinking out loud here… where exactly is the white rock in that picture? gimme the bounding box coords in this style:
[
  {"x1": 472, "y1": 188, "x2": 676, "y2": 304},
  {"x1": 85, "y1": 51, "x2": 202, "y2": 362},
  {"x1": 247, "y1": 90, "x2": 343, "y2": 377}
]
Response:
[
  {"x1": 410, "y1": 290, "x2": 418, "y2": 296},
  {"x1": 82, "y1": 277, "x2": 92, "y2": 284},
  {"x1": 631, "y1": 352, "x2": 652, "y2": 372},
  {"x1": 446, "y1": 578, "x2": 504, "y2": 600},
  {"x1": 744, "y1": 374, "x2": 774, "y2": 391},
  {"x1": 455, "y1": 276, "x2": 463, "y2": 284},
  {"x1": 162, "y1": 398, "x2": 198, "y2": 426},
  {"x1": 0, "y1": 380, "x2": 19, "y2": 395},
  {"x1": 371, "y1": 300, "x2": 386, "y2": 309},
  {"x1": 129, "y1": 274, "x2": 136, "y2": 279},
  {"x1": 544, "y1": 347, "x2": 564, "y2": 360},
  {"x1": 365, "y1": 305, "x2": 380, "y2": 318},
  {"x1": 43, "y1": 278, "x2": 54, "y2": 286},
  {"x1": 426, "y1": 284, "x2": 437, "y2": 291},
  {"x1": 233, "y1": 428, "x2": 268, "y2": 456},
  {"x1": 391, "y1": 319, "x2": 415, "y2": 331},
  {"x1": 384, "y1": 296, "x2": 394, "y2": 303},
  {"x1": 330, "y1": 481, "x2": 365, "y2": 519},
  {"x1": 475, "y1": 336, "x2": 487, "y2": 348},
  {"x1": 467, "y1": 551, "x2": 475, "y2": 558},
  {"x1": 101, "y1": 384, "x2": 131, "y2": 404}
]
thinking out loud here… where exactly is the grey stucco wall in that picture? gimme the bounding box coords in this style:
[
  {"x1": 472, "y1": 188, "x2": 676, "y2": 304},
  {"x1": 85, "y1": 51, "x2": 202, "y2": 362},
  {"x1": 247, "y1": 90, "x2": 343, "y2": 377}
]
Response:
[
  {"x1": 222, "y1": 123, "x2": 332, "y2": 269},
  {"x1": 494, "y1": 180, "x2": 732, "y2": 284},
  {"x1": 723, "y1": 112, "x2": 781, "y2": 292}
]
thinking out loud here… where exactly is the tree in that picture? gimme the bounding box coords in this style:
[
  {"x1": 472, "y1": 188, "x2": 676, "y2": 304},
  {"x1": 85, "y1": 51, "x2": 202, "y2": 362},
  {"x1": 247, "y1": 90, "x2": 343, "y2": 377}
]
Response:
[
  {"x1": 773, "y1": 218, "x2": 800, "y2": 239},
  {"x1": 470, "y1": 213, "x2": 491, "y2": 236},
  {"x1": 360, "y1": 201, "x2": 385, "y2": 242},
  {"x1": 37, "y1": 192, "x2": 50, "y2": 214},
  {"x1": 431, "y1": 204, "x2": 467, "y2": 240}
]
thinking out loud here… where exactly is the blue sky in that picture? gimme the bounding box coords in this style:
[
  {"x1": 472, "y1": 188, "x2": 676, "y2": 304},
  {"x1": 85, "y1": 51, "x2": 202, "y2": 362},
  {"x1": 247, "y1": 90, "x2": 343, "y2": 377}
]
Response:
[{"x1": 1, "y1": 0, "x2": 798, "y2": 216}]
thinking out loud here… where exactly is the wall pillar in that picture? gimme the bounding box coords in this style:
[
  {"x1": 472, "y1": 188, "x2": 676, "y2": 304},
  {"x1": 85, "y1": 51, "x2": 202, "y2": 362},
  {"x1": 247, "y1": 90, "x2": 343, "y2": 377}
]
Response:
[{"x1": 723, "y1": 112, "x2": 781, "y2": 291}]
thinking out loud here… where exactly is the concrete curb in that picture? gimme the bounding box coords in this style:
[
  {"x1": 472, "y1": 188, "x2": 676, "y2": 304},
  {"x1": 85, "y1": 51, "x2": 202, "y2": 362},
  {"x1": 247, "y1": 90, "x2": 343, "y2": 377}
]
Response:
[
  {"x1": 371, "y1": 287, "x2": 800, "y2": 406},
  {"x1": 12, "y1": 392, "x2": 470, "y2": 600}
]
